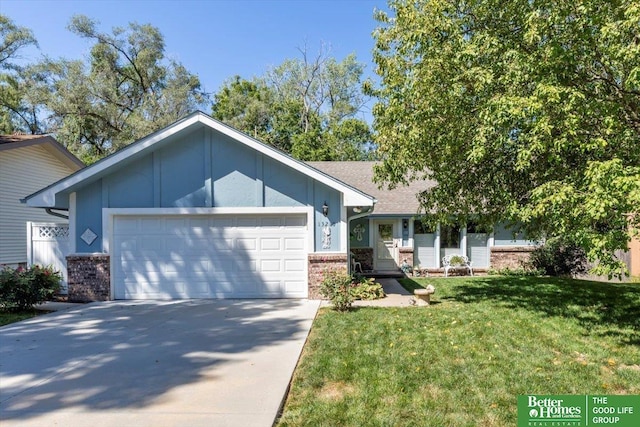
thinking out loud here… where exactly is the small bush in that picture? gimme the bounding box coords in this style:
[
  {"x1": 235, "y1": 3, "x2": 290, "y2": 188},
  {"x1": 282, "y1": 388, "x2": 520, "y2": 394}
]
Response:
[
  {"x1": 319, "y1": 270, "x2": 355, "y2": 311},
  {"x1": 488, "y1": 266, "x2": 542, "y2": 277},
  {"x1": 449, "y1": 255, "x2": 465, "y2": 266},
  {"x1": 0, "y1": 265, "x2": 61, "y2": 311},
  {"x1": 529, "y1": 238, "x2": 588, "y2": 277},
  {"x1": 351, "y1": 277, "x2": 386, "y2": 300}
]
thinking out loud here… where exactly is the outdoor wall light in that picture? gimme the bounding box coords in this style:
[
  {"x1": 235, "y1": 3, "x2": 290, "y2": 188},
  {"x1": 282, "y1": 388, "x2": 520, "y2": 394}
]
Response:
[
  {"x1": 353, "y1": 206, "x2": 362, "y2": 213},
  {"x1": 322, "y1": 202, "x2": 329, "y2": 216},
  {"x1": 403, "y1": 219, "x2": 408, "y2": 229}
]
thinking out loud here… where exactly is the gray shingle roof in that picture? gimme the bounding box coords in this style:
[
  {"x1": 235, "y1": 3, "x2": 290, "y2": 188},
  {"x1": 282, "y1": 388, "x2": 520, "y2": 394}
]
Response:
[{"x1": 307, "y1": 161, "x2": 436, "y2": 215}]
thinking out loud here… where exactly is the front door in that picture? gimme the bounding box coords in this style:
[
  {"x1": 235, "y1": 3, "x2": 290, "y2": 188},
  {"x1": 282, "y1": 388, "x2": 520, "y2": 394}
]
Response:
[{"x1": 374, "y1": 221, "x2": 398, "y2": 271}]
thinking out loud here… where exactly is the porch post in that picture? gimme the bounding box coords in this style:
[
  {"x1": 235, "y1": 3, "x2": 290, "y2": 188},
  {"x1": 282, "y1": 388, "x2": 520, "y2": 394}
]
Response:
[
  {"x1": 435, "y1": 224, "x2": 441, "y2": 268},
  {"x1": 461, "y1": 226, "x2": 468, "y2": 258}
]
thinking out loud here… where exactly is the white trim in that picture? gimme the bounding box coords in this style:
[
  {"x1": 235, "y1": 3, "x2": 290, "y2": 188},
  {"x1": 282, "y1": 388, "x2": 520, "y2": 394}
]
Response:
[
  {"x1": 103, "y1": 206, "x2": 314, "y2": 299},
  {"x1": 461, "y1": 226, "x2": 468, "y2": 259},
  {"x1": 26, "y1": 222, "x2": 33, "y2": 266},
  {"x1": 435, "y1": 224, "x2": 441, "y2": 268},
  {"x1": 25, "y1": 112, "x2": 375, "y2": 208},
  {"x1": 69, "y1": 192, "x2": 77, "y2": 254}
]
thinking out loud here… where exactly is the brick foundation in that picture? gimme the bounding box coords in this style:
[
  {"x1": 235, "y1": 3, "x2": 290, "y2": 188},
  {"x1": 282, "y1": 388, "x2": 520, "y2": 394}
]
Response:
[
  {"x1": 67, "y1": 254, "x2": 110, "y2": 302},
  {"x1": 308, "y1": 253, "x2": 348, "y2": 299},
  {"x1": 490, "y1": 246, "x2": 536, "y2": 270},
  {"x1": 350, "y1": 247, "x2": 373, "y2": 272},
  {"x1": 399, "y1": 247, "x2": 414, "y2": 267}
]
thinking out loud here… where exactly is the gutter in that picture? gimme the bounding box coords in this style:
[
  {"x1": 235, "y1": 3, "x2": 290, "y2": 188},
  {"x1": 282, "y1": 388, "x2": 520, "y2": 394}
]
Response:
[{"x1": 45, "y1": 208, "x2": 69, "y2": 220}]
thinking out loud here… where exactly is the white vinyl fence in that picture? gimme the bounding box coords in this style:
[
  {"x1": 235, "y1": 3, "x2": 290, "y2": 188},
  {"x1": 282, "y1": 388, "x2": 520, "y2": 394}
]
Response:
[{"x1": 27, "y1": 222, "x2": 70, "y2": 294}]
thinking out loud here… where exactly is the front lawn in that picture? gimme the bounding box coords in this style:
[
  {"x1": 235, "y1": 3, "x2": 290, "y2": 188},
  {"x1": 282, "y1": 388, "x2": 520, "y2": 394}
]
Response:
[
  {"x1": 277, "y1": 277, "x2": 640, "y2": 426},
  {"x1": 0, "y1": 309, "x2": 43, "y2": 327}
]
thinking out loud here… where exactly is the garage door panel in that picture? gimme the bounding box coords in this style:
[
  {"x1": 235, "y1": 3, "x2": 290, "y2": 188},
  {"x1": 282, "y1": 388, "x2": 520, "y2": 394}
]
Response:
[
  {"x1": 235, "y1": 237, "x2": 257, "y2": 251},
  {"x1": 284, "y1": 259, "x2": 306, "y2": 272},
  {"x1": 237, "y1": 217, "x2": 258, "y2": 227},
  {"x1": 113, "y1": 214, "x2": 308, "y2": 299},
  {"x1": 260, "y1": 259, "x2": 282, "y2": 272},
  {"x1": 284, "y1": 237, "x2": 305, "y2": 251},
  {"x1": 260, "y1": 238, "x2": 281, "y2": 251}
]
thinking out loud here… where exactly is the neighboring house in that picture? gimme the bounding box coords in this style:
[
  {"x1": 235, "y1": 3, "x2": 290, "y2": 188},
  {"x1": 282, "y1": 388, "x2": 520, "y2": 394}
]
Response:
[
  {"x1": 0, "y1": 135, "x2": 84, "y2": 266},
  {"x1": 308, "y1": 162, "x2": 537, "y2": 275},
  {"x1": 24, "y1": 112, "x2": 375, "y2": 301}
]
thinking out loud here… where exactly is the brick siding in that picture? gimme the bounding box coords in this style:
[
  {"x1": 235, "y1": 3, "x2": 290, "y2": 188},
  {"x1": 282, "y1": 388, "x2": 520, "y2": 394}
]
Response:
[
  {"x1": 67, "y1": 254, "x2": 110, "y2": 302},
  {"x1": 308, "y1": 253, "x2": 348, "y2": 299},
  {"x1": 350, "y1": 247, "x2": 373, "y2": 272},
  {"x1": 490, "y1": 246, "x2": 535, "y2": 270}
]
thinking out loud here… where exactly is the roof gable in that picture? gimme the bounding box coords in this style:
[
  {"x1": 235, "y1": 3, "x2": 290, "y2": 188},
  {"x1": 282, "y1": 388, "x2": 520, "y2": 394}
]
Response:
[
  {"x1": 0, "y1": 135, "x2": 84, "y2": 170},
  {"x1": 24, "y1": 112, "x2": 375, "y2": 208}
]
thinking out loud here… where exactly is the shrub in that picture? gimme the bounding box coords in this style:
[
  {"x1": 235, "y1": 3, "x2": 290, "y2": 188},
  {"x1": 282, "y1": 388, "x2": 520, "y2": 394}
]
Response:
[
  {"x1": 487, "y1": 266, "x2": 542, "y2": 277},
  {"x1": 0, "y1": 265, "x2": 61, "y2": 311},
  {"x1": 351, "y1": 277, "x2": 386, "y2": 300},
  {"x1": 449, "y1": 255, "x2": 465, "y2": 266},
  {"x1": 529, "y1": 238, "x2": 588, "y2": 277},
  {"x1": 319, "y1": 270, "x2": 355, "y2": 311}
]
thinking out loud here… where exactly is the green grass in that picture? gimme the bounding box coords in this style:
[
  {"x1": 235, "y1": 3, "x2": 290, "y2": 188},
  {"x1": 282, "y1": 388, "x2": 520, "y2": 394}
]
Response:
[
  {"x1": 0, "y1": 308, "x2": 44, "y2": 327},
  {"x1": 277, "y1": 277, "x2": 640, "y2": 427}
]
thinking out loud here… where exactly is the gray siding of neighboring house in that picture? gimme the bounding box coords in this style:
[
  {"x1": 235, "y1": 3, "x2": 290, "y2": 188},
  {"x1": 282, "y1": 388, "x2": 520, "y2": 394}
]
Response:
[
  {"x1": 73, "y1": 126, "x2": 342, "y2": 253},
  {"x1": 0, "y1": 145, "x2": 79, "y2": 265}
]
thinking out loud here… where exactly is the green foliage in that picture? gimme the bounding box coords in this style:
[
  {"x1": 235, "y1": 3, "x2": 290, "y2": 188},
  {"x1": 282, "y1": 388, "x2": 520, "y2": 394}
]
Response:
[
  {"x1": 0, "y1": 14, "x2": 208, "y2": 163},
  {"x1": 0, "y1": 15, "x2": 42, "y2": 134},
  {"x1": 351, "y1": 276, "x2": 386, "y2": 300},
  {"x1": 530, "y1": 238, "x2": 589, "y2": 277},
  {"x1": 370, "y1": 0, "x2": 640, "y2": 278},
  {"x1": 487, "y1": 266, "x2": 542, "y2": 277},
  {"x1": 319, "y1": 270, "x2": 355, "y2": 311},
  {"x1": 448, "y1": 255, "x2": 465, "y2": 266},
  {"x1": 279, "y1": 277, "x2": 640, "y2": 426},
  {"x1": 0, "y1": 265, "x2": 61, "y2": 311},
  {"x1": 211, "y1": 46, "x2": 373, "y2": 161}
]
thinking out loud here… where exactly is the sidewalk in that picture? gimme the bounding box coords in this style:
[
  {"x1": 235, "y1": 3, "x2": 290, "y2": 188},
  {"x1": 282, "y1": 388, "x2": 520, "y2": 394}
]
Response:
[
  {"x1": 35, "y1": 301, "x2": 87, "y2": 312},
  {"x1": 353, "y1": 278, "x2": 414, "y2": 307}
]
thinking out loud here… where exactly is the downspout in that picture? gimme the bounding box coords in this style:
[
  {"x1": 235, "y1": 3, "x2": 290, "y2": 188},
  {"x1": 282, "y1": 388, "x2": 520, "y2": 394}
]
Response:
[{"x1": 44, "y1": 208, "x2": 69, "y2": 220}]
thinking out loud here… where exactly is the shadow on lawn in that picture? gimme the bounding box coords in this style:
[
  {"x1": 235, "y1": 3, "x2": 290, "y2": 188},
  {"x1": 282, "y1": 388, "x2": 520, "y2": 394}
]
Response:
[{"x1": 448, "y1": 277, "x2": 640, "y2": 346}]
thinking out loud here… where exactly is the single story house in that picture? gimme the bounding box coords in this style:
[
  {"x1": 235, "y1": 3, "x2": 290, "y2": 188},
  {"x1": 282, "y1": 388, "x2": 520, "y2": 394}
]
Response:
[
  {"x1": 308, "y1": 162, "x2": 537, "y2": 275},
  {"x1": 0, "y1": 134, "x2": 84, "y2": 267},
  {"x1": 24, "y1": 112, "x2": 535, "y2": 301}
]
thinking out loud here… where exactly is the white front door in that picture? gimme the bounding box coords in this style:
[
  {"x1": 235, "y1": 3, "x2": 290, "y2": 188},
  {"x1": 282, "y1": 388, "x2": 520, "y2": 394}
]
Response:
[{"x1": 374, "y1": 221, "x2": 398, "y2": 271}]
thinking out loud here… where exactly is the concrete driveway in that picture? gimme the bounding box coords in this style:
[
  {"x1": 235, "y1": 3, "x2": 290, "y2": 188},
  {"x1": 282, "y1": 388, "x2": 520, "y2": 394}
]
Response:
[{"x1": 0, "y1": 299, "x2": 320, "y2": 427}]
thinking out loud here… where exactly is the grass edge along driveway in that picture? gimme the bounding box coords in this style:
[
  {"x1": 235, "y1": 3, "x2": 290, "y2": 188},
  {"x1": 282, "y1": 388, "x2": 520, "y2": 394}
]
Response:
[{"x1": 277, "y1": 276, "x2": 640, "y2": 427}]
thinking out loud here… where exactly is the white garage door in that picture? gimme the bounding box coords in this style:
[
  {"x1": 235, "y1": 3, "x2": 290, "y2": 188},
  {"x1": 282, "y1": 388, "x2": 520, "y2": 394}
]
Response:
[{"x1": 112, "y1": 214, "x2": 308, "y2": 299}]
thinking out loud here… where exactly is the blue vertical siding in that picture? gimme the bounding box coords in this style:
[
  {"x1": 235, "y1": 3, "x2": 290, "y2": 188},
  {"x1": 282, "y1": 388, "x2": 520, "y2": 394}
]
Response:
[
  {"x1": 349, "y1": 217, "x2": 370, "y2": 248},
  {"x1": 104, "y1": 156, "x2": 154, "y2": 208},
  {"x1": 73, "y1": 125, "x2": 344, "y2": 254},
  {"x1": 159, "y1": 129, "x2": 207, "y2": 207},
  {"x1": 263, "y1": 156, "x2": 307, "y2": 207},
  {"x1": 76, "y1": 179, "x2": 103, "y2": 252},
  {"x1": 313, "y1": 182, "x2": 341, "y2": 252},
  {"x1": 212, "y1": 132, "x2": 259, "y2": 207}
]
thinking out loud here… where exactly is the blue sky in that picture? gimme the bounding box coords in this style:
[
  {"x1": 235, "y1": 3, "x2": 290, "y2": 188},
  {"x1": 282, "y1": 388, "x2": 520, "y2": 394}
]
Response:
[{"x1": 1, "y1": 0, "x2": 388, "y2": 119}]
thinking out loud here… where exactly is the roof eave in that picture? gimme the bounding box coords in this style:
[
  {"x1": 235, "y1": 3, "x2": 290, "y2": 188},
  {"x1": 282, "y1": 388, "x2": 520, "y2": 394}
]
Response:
[{"x1": 24, "y1": 112, "x2": 377, "y2": 208}]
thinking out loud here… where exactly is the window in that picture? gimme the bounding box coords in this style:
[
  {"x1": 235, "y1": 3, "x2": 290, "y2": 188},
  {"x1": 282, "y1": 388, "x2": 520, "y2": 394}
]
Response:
[
  {"x1": 414, "y1": 220, "x2": 435, "y2": 234},
  {"x1": 440, "y1": 225, "x2": 460, "y2": 248}
]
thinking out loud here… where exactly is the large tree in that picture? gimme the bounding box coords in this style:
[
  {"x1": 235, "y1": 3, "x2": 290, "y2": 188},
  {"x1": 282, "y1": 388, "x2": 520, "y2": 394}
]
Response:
[
  {"x1": 41, "y1": 15, "x2": 208, "y2": 163},
  {"x1": 370, "y1": 0, "x2": 640, "y2": 277},
  {"x1": 212, "y1": 46, "x2": 374, "y2": 161},
  {"x1": 0, "y1": 14, "x2": 43, "y2": 134}
]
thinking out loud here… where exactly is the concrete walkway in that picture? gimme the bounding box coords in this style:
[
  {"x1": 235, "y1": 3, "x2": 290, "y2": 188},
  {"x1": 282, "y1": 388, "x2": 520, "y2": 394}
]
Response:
[
  {"x1": 353, "y1": 278, "x2": 414, "y2": 307},
  {"x1": 1, "y1": 299, "x2": 320, "y2": 427}
]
